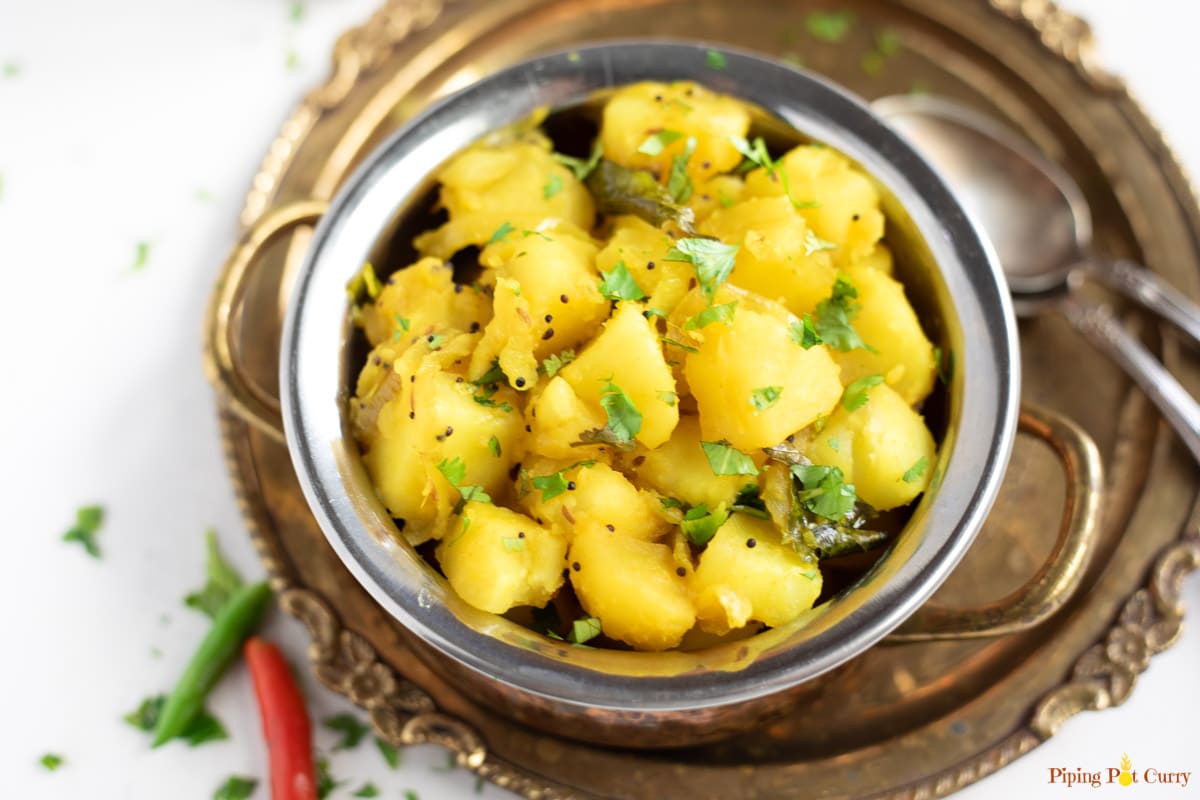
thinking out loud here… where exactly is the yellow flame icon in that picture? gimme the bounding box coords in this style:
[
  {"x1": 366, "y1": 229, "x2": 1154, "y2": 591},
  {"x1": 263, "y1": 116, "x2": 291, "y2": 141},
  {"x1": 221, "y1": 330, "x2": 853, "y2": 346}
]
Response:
[{"x1": 1119, "y1": 754, "x2": 1134, "y2": 787}]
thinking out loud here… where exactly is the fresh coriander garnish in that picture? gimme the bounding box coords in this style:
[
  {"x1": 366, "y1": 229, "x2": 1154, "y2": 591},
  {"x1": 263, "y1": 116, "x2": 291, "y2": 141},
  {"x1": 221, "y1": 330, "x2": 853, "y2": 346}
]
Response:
[
  {"x1": 124, "y1": 695, "x2": 227, "y2": 746},
  {"x1": 437, "y1": 457, "x2": 492, "y2": 508},
  {"x1": 659, "y1": 496, "x2": 686, "y2": 511},
  {"x1": 934, "y1": 346, "x2": 955, "y2": 385},
  {"x1": 472, "y1": 385, "x2": 513, "y2": 413},
  {"x1": 324, "y1": 712, "x2": 370, "y2": 750},
  {"x1": 791, "y1": 463, "x2": 857, "y2": 520},
  {"x1": 828, "y1": 437, "x2": 840, "y2": 452},
  {"x1": 541, "y1": 349, "x2": 576, "y2": 377},
  {"x1": 531, "y1": 461, "x2": 597, "y2": 502},
  {"x1": 40, "y1": 753, "x2": 64, "y2": 771},
  {"x1": 214, "y1": 775, "x2": 258, "y2": 800},
  {"x1": 705, "y1": 49, "x2": 728, "y2": 69},
  {"x1": 2, "y1": 62, "x2": 21, "y2": 78},
  {"x1": 543, "y1": 174, "x2": 564, "y2": 199},
  {"x1": 731, "y1": 482, "x2": 771, "y2": 519},
  {"x1": 184, "y1": 529, "x2": 244, "y2": 619},
  {"x1": 637, "y1": 129, "x2": 684, "y2": 156},
  {"x1": 375, "y1": 737, "x2": 401, "y2": 768},
  {"x1": 487, "y1": 435, "x2": 502, "y2": 458},
  {"x1": 683, "y1": 300, "x2": 737, "y2": 330},
  {"x1": 718, "y1": 189, "x2": 737, "y2": 208},
  {"x1": 63, "y1": 504, "x2": 104, "y2": 558},
  {"x1": 842, "y1": 374, "x2": 884, "y2": 412},
  {"x1": 789, "y1": 315, "x2": 823, "y2": 348},
  {"x1": 804, "y1": 230, "x2": 837, "y2": 256},
  {"x1": 124, "y1": 695, "x2": 165, "y2": 732},
  {"x1": 680, "y1": 503, "x2": 730, "y2": 547},
  {"x1": 502, "y1": 537, "x2": 526, "y2": 552},
  {"x1": 656, "y1": 390, "x2": 678, "y2": 407},
  {"x1": 316, "y1": 758, "x2": 342, "y2": 799},
  {"x1": 660, "y1": 336, "x2": 699, "y2": 354},
  {"x1": 814, "y1": 276, "x2": 874, "y2": 352},
  {"x1": 599, "y1": 380, "x2": 643, "y2": 443},
  {"x1": 130, "y1": 240, "x2": 152, "y2": 271},
  {"x1": 425, "y1": 333, "x2": 446, "y2": 350},
  {"x1": 665, "y1": 237, "x2": 740, "y2": 303},
  {"x1": 750, "y1": 386, "x2": 783, "y2": 414},
  {"x1": 404, "y1": 792, "x2": 420, "y2": 800},
  {"x1": 521, "y1": 229, "x2": 553, "y2": 241},
  {"x1": 567, "y1": 616, "x2": 602, "y2": 644},
  {"x1": 288, "y1": 0, "x2": 304, "y2": 22},
  {"x1": 352, "y1": 783, "x2": 380, "y2": 798},
  {"x1": 598, "y1": 260, "x2": 646, "y2": 301},
  {"x1": 488, "y1": 221, "x2": 516, "y2": 245},
  {"x1": 876, "y1": 29, "x2": 902, "y2": 56},
  {"x1": 700, "y1": 441, "x2": 759, "y2": 476},
  {"x1": 666, "y1": 136, "x2": 697, "y2": 203},
  {"x1": 729, "y1": 135, "x2": 818, "y2": 210},
  {"x1": 394, "y1": 315, "x2": 410, "y2": 332},
  {"x1": 472, "y1": 359, "x2": 506, "y2": 387},
  {"x1": 903, "y1": 456, "x2": 928, "y2": 484},
  {"x1": 553, "y1": 140, "x2": 604, "y2": 181},
  {"x1": 806, "y1": 9, "x2": 856, "y2": 43}
]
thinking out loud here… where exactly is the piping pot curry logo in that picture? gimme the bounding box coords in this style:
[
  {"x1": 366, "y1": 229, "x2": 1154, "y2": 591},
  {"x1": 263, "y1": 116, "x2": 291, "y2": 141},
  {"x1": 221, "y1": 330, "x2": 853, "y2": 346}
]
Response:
[{"x1": 1047, "y1": 754, "x2": 1192, "y2": 789}]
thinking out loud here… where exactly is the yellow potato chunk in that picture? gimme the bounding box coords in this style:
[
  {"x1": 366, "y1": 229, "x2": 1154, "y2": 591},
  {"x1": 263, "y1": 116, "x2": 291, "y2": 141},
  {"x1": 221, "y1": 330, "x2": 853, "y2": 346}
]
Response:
[
  {"x1": 684, "y1": 303, "x2": 843, "y2": 450},
  {"x1": 436, "y1": 501, "x2": 567, "y2": 613},
  {"x1": 415, "y1": 135, "x2": 595, "y2": 258},
  {"x1": 743, "y1": 145, "x2": 884, "y2": 266},
  {"x1": 852, "y1": 243, "x2": 894, "y2": 276},
  {"x1": 633, "y1": 416, "x2": 751, "y2": 509},
  {"x1": 520, "y1": 460, "x2": 667, "y2": 542},
  {"x1": 601, "y1": 81, "x2": 750, "y2": 185},
  {"x1": 559, "y1": 301, "x2": 679, "y2": 448},
  {"x1": 526, "y1": 376, "x2": 606, "y2": 460},
  {"x1": 570, "y1": 520, "x2": 696, "y2": 650},
  {"x1": 468, "y1": 276, "x2": 539, "y2": 389},
  {"x1": 689, "y1": 174, "x2": 745, "y2": 222},
  {"x1": 359, "y1": 257, "x2": 491, "y2": 347},
  {"x1": 804, "y1": 382, "x2": 936, "y2": 510},
  {"x1": 832, "y1": 265, "x2": 936, "y2": 405},
  {"x1": 700, "y1": 195, "x2": 838, "y2": 317},
  {"x1": 689, "y1": 515, "x2": 822, "y2": 634}
]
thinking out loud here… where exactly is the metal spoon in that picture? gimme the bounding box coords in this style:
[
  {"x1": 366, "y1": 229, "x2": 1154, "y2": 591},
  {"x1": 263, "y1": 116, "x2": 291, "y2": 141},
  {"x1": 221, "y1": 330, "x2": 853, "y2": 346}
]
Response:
[{"x1": 874, "y1": 94, "x2": 1200, "y2": 462}]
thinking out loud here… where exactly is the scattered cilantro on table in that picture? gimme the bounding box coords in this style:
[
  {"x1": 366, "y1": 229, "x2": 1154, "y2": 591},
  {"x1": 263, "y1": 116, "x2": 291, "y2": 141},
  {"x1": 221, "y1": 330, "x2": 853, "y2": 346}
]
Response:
[
  {"x1": 62, "y1": 504, "x2": 104, "y2": 558},
  {"x1": 324, "y1": 712, "x2": 370, "y2": 750},
  {"x1": 375, "y1": 736, "x2": 402, "y2": 768},
  {"x1": 40, "y1": 753, "x2": 64, "y2": 771},
  {"x1": 213, "y1": 775, "x2": 257, "y2": 800},
  {"x1": 185, "y1": 529, "x2": 244, "y2": 618}
]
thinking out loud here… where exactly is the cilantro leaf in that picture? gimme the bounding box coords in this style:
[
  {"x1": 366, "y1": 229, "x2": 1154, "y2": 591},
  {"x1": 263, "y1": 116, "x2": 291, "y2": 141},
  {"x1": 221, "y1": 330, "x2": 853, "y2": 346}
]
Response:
[
  {"x1": 660, "y1": 336, "x2": 699, "y2": 354},
  {"x1": 877, "y1": 29, "x2": 902, "y2": 56},
  {"x1": 131, "y1": 240, "x2": 152, "y2": 271},
  {"x1": 730, "y1": 135, "x2": 773, "y2": 171},
  {"x1": 731, "y1": 482, "x2": 771, "y2": 519},
  {"x1": 124, "y1": 695, "x2": 165, "y2": 732},
  {"x1": 750, "y1": 386, "x2": 783, "y2": 414},
  {"x1": 543, "y1": 174, "x2": 564, "y2": 199},
  {"x1": 316, "y1": 758, "x2": 343, "y2": 799},
  {"x1": 637, "y1": 130, "x2": 684, "y2": 156},
  {"x1": 124, "y1": 696, "x2": 227, "y2": 746},
  {"x1": 700, "y1": 441, "x2": 759, "y2": 476},
  {"x1": 375, "y1": 737, "x2": 401, "y2": 768},
  {"x1": 659, "y1": 496, "x2": 686, "y2": 511},
  {"x1": 488, "y1": 221, "x2": 516, "y2": 245},
  {"x1": 425, "y1": 333, "x2": 446, "y2": 349},
  {"x1": 553, "y1": 139, "x2": 604, "y2": 181},
  {"x1": 531, "y1": 461, "x2": 596, "y2": 502},
  {"x1": 789, "y1": 315, "x2": 823, "y2": 348},
  {"x1": 404, "y1": 792, "x2": 421, "y2": 800},
  {"x1": 705, "y1": 49, "x2": 728, "y2": 69},
  {"x1": 40, "y1": 754, "x2": 64, "y2": 771},
  {"x1": 791, "y1": 464, "x2": 858, "y2": 520},
  {"x1": 814, "y1": 276, "x2": 873, "y2": 352},
  {"x1": 352, "y1": 783, "x2": 380, "y2": 798},
  {"x1": 567, "y1": 616, "x2": 602, "y2": 644},
  {"x1": 185, "y1": 529, "x2": 245, "y2": 619},
  {"x1": 665, "y1": 237, "x2": 740, "y2": 303},
  {"x1": 502, "y1": 537, "x2": 525, "y2": 552},
  {"x1": 541, "y1": 349, "x2": 576, "y2": 377},
  {"x1": 324, "y1": 712, "x2": 370, "y2": 750},
  {"x1": 683, "y1": 300, "x2": 737, "y2": 330},
  {"x1": 680, "y1": 503, "x2": 730, "y2": 547},
  {"x1": 598, "y1": 260, "x2": 646, "y2": 301},
  {"x1": 804, "y1": 230, "x2": 837, "y2": 256},
  {"x1": 395, "y1": 315, "x2": 410, "y2": 332},
  {"x1": 806, "y1": 10, "x2": 855, "y2": 42},
  {"x1": 62, "y1": 504, "x2": 104, "y2": 558},
  {"x1": 666, "y1": 137, "x2": 697, "y2": 203},
  {"x1": 487, "y1": 435, "x2": 501, "y2": 458},
  {"x1": 472, "y1": 388, "x2": 513, "y2": 413},
  {"x1": 471, "y1": 359, "x2": 506, "y2": 387},
  {"x1": 599, "y1": 380, "x2": 643, "y2": 443},
  {"x1": 842, "y1": 374, "x2": 884, "y2": 412},
  {"x1": 214, "y1": 776, "x2": 258, "y2": 800},
  {"x1": 436, "y1": 457, "x2": 466, "y2": 488},
  {"x1": 934, "y1": 346, "x2": 955, "y2": 385},
  {"x1": 656, "y1": 390, "x2": 678, "y2": 407},
  {"x1": 903, "y1": 456, "x2": 929, "y2": 484}
]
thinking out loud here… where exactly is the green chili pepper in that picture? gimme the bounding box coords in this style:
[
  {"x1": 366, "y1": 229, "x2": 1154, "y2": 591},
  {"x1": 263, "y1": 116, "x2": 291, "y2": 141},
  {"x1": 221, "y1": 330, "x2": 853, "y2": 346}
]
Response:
[{"x1": 151, "y1": 581, "x2": 272, "y2": 747}]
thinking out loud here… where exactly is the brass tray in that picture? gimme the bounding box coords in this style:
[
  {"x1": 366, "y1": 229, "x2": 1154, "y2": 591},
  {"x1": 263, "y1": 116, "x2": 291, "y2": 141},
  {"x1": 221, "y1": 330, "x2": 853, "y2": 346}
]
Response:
[{"x1": 207, "y1": 0, "x2": 1200, "y2": 796}]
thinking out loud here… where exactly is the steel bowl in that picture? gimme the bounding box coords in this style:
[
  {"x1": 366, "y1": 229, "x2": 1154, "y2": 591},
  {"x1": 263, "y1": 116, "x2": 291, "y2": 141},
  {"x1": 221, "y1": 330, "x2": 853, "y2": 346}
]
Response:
[{"x1": 277, "y1": 41, "x2": 1019, "y2": 747}]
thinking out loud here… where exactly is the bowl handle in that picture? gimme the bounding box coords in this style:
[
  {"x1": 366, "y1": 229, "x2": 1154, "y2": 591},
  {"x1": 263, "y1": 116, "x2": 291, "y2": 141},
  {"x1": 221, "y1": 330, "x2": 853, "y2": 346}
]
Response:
[
  {"x1": 887, "y1": 404, "x2": 1103, "y2": 641},
  {"x1": 203, "y1": 200, "x2": 328, "y2": 442}
]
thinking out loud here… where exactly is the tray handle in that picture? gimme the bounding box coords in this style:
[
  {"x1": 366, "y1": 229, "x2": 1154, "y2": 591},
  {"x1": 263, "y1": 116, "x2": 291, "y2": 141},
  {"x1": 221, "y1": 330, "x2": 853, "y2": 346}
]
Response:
[
  {"x1": 888, "y1": 404, "x2": 1103, "y2": 642},
  {"x1": 203, "y1": 200, "x2": 328, "y2": 442}
]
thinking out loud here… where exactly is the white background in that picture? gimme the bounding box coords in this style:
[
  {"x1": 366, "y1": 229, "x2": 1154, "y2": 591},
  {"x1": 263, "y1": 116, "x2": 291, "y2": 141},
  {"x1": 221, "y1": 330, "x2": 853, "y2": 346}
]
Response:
[{"x1": 0, "y1": 1, "x2": 1196, "y2": 798}]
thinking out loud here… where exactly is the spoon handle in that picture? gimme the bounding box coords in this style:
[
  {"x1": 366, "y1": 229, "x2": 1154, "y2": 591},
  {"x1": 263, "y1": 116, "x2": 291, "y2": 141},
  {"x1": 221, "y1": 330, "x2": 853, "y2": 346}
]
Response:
[
  {"x1": 1060, "y1": 297, "x2": 1200, "y2": 463},
  {"x1": 1085, "y1": 258, "x2": 1200, "y2": 351}
]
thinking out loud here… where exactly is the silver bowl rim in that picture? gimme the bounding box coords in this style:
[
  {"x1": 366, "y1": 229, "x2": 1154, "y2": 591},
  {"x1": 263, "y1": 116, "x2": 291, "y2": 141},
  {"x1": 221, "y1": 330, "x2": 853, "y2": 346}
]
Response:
[{"x1": 280, "y1": 40, "x2": 1020, "y2": 714}]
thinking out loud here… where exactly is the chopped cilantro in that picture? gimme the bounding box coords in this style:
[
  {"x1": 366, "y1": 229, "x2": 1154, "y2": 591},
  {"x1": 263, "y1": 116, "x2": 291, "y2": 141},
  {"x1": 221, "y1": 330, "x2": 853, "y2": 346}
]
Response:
[
  {"x1": 40, "y1": 754, "x2": 64, "y2": 771},
  {"x1": 705, "y1": 49, "x2": 728, "y2": 69},
  {"x1": 543, "y1": 174, "x2": 564, "y2": 199},
  {"x1": 352, "y1": 783, "x2": 380, "y2": 798},
  {"x1": 404, "y1": 792, "x2": 420, "y2": 800},
  {"x1": 3, "y1": 62, "x2": 21, "y2": 78},
  {"x1": 665, "y1": 237, "x2": 740, "y2": 303},
  {"x1": 395, "y1": 315, "x2": 411, "y2": 332},
  {"x1": 903, "y1": 456, "x2": 929, "y2": 484},
  {"x1": 789, "y1": 315, "x2": 823, "y2": 348},
  {"x1": 130, "y1": 240, "x2": 152, "y2": 271},
  {"x1": 876, "y1": 29, "x2": 902, "y2": 56},
  {"x1": 288, "y1": 0, "x2": 304, "y2": 22},
  {"x1": 531, "y1": 461, "x2": 596, "y2": 501},
  {"x1": 804, "y1": 230, "x2": 837, "y2": 256},
  {"x1": 472, "y1": 387, "x2": 513, "y2": 413},
  {"x1": 683, "y1": 300, "x2": 737, "y2": 330},
  {"x1": 488, "y1": 221, "x2": 516, "y2": 245},
  {"x1": 375, "y1": 737, "x2": 401, "y2": 768},
  {"x1": 680, "y1": 503, "x2": 730, "y2": 547},
  {"x1": 700, "y1": 441, "x2": 759, "y2": 476},
  {"x1": 861, "y1": 51, "x2": 886, "y2": 77},
  {"x1": 806, "y1": 10, "x2": 856, "y2": 43},
  {"x1": 828, "y1": 437, "x2": 840, "y2": 452},
  {"x1": 437, "y1": 457, "x2": 492, "y2": 507},
  {"x1": 792, "y1": 464, "x2": 857, "y2": 520},
  {"x1": 316, "y1": 758, "x2": 342, "y2": 799},
  {"x1": 214, "y1": 776, "x2": 257, "y2": 800},
  {"x1": 659, "y1": 496, "x2": 687, "y2": 511},
  {"x1": 63, "y1": 504, "x2": 104, "y2": 558},
  {"x1": 666, "y1": 137, "x2": 697, "y2": 203},
  {"x1": 541, "y1": 349, "x2": 576, "y2": 377},
  {"x1": 729, "y1": 135, "x2": 817, "y2": 210},
  {"x1": 553, "y1": 140, "x2": 604, "y2": 181},
  {"x1": 124, "y1": 695, "x2": 227, "y2": 746},
  {"x1": 643, "y1": 307, "x2": 668, "y2": 319},
  {"x1": 637, "y1": 129, "x2": 684, "y2": 156},
  {"x1": 472, "y1": 359, "x2": 506, "y2": 386},
  {"x1": 934, "y1": 346, "x2": 955, "y2": 385},
  {"x1": 599, "y1": 380, "x2": 642, "y2": 443},
  {"x1": 842, "y1": 374, "x2": 883, "y2": 412},
  {"x1": 522, "y1": 229, "x2": 553, "y2": 241},
  {"x1": 750, "y1": 386, "x2": 783, "y2": 414},
  {"x1": 660, "y1": 336, "x2": 699, "y2": 354},
  {"x1": 567, "y1": 616, "x2": 602, "y2": 644},
  {"x1": 324, "y1": 713, "x2": 370, "y2": 750},
  {"x1": 814, "y1": 276, "x2": 874, "y2": 352},
  {"x1": 656, "y1": 390, "x2": 678, "y2": 407},
  {"x1": 598, "y1": 260, "x2": 646, "y2": 301},
  {"x1": 487, "y1": 435, "x2": 501, "y2": 458},
  {"x1": 425, "y1": 333, "x2": 446, "y2": 350},
  {"x1": 185, "y1": 529, "x2": 244, "y2": 619},
  {"x1": 502, "y1": 537, "x2": 525, "y2": 552},
  {"x1": 731, "y1": 483, "x2": 771, "y2": 519},
  {"x1": 718, "y1": 189, "x2": 737, "y2": 208}
]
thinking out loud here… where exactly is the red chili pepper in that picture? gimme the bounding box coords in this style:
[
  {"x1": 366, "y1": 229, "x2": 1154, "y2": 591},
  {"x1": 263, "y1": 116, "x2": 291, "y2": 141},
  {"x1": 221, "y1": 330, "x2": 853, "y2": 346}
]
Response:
[{"x1": 244, "y1": 637, "x2": 317, "y2": 800}]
